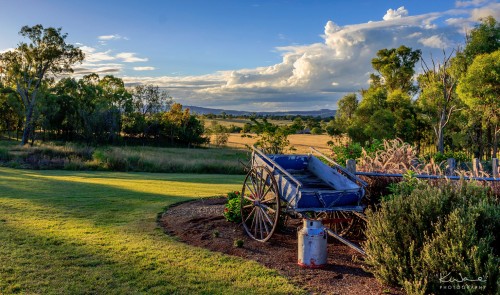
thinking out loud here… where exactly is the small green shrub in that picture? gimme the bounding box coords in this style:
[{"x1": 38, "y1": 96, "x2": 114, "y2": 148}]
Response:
[
  {"x1": 223, "y1": 191, "x2": 242, "y2": 223},
  {"x1": 426, "y1": 150, "x2": 469, "y2": 163},
  {"x1": 310, "y1": 127, "x2": 323, "y2": 135},
  {"x1": 233, "y1": 239, "x2": 244, "y2": 248},
  {"x1": 364, "y1": 181, "x2": 500, "y2": 294},
  {"x1": 330, "y1": 139, "x2": 383, "y2": 165}
]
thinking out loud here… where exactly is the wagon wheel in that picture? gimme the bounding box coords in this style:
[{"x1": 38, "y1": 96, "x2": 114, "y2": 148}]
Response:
[
  {"x1": 323, "y1": 211, "x2": 356, "y2": 237},
  {"x1": 241, "y1": 166, "x2": 281, "y2": 242}
]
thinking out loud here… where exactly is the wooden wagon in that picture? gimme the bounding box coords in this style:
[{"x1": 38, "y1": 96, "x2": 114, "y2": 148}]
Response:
[{"x1": 240, "y1": 147, "x2": 368, "y2": 254}]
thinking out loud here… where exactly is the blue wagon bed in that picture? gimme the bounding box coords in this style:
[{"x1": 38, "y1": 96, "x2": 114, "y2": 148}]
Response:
[{"x1": 240, "y1": 147, "x2": 367, "y2": 245}]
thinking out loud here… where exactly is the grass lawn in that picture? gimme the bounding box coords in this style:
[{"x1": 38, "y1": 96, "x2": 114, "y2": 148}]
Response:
[{"x1": 0, "y1": 167, "x2": 303, "y2": 294}]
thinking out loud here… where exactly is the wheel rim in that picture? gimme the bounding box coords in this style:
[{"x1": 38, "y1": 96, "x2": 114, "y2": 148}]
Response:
[
  {"x1": 241, "y1": 166, "x2": 280, "y2": 242},
  {"x1": 327, "y1": 211, "x2": 354, "y2": 237}
]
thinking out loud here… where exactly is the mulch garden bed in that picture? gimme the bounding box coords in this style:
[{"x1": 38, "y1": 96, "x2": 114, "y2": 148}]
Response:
[{"x1": 159, "y1": 197, "x2": 403, "y2": 295}]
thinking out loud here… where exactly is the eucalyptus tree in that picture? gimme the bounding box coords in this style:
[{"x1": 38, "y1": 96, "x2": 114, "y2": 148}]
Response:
[
  {"x1": 123, "y1": 84, "x2": 172, "y2": 140},
  {"x1": 457, "y1": 50, "x2": 500, "y2": 158},
  {"x1": 348, "y1": 46, "x2": 421, "y2": 144},
  {"x1": 0, "y1": 25, "x2": 84, "y2": 145},
  {"x1": 454, "y1": 16, "x2": 500, "y2": 158},
  {"x1": 371, "y1": 45, "x2": 422, "y2": 95},
  {"x1": 336, "y1": 93, "x2": 358, "y2": 132},
  {"x1": 417, "y1": 50, "x2": 461, "y2": 154},
  {"x1": 0, "y1": 83, "x2": 23, "y2": 139}
]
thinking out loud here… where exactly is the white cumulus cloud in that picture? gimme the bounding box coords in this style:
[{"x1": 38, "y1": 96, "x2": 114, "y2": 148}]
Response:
[
  {"x1": 117, "y1": 52, "x2": 148, "y2": 63},
  {"x1": 455, "y1": 0, "x2": 489, "y2": 8},
  {"x1": 470, "y1": 2, "x2": 500, "y2": 20},
  {"x1": 0, "y1": 47, "x2": 15, "y2": 54},
  {"x1": 133, "y1": 66, "x2": 156, "y2": 71},
  {"x1": 83, "y1": 4, "x2": 491, "y2": 111},
  {"x1": 419, "y1": 35, "x2": 450, "y2": 48},
  {"x1": 383, "y1": 7, "x2": 409, "y2": 21},
  {"x1": 98, "y1": 34, "x2": 127, "y2": 41},
  {"x1": 79, "y1": 46, "x2": 116, "y2": 62}
]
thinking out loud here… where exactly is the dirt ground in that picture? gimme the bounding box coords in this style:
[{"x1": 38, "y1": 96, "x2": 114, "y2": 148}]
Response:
[{"x1": 159, "y1": 197, "x2": 404, "y2": 295}]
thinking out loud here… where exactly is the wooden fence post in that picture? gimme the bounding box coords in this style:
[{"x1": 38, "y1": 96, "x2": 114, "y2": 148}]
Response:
[
  {"x1": 493, "y1": 158, "x2": 499, "y2": 179},
  {"x1": 447, "y1": 158, "x2": 456, "y2": 176},
  {"x1": 346, "y1": 159, "x2": 356, "y2": 174},
  {"x1": 473, "y1": 158, "x2": 480, "y2": 177}
]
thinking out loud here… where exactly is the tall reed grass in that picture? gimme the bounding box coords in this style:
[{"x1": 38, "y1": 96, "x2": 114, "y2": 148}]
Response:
[{"x1": 358, "y1": 139, "x2": 499, "y2": 199}]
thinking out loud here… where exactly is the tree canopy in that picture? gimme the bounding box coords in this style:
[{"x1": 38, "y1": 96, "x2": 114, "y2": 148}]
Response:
[{"x1": 0, "y1": 24, "x2": 84, "y2": 144}]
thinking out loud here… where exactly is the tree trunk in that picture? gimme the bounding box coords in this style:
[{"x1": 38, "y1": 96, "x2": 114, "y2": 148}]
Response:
[
  {"x1": 486, "y1": 123, "x2": 493, "y2": 159},
  {"x1": 21, "y1": 107, "x2": 34, "y2": 145},
  {"x1": 493, "y1": 124, "x2": 499, "y2": 159},
  {"x1": 474, "y1": 122, "x2": 483, "y2": 159},
  {"x1": 436, "y1": 109, "x2": 446, "y2": 154},
  {"x1": 19, "y1": 88, "x2": 37, "y2": 145}
]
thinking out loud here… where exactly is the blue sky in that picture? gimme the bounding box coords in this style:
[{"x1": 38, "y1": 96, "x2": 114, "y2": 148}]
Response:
[{"x1": 1, "y1": 0, "x2": 499, "y2": 111}]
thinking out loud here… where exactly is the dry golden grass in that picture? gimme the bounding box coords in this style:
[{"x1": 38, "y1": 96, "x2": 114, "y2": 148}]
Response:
[
  {"x1": 223, "y1": 133, "x2": 332, "y2": 154},
  {"x1": 203, "y1": 118, "x2": 290, "y2": 128}
]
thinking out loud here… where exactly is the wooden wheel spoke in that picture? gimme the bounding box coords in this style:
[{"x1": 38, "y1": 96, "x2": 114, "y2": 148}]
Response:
[
  {"x1": 245, "y1": 206, "x2": 256, "y2": 224},
  {"x1": 254, "y1": 208, "x2": 262, "y2": 238},
  {"x1": 260, "y1": 178, "x2": 274, "y2": 201},
  {"x1": 259, "y1": 203, "x2": 276, "y2": 214},
  {"x1": 243, "y1": 194, "x2": 255, "y2": 202},
  {"x1": 259, "y1": 205, "x2": 275, "y2": 226},
  {"x1": 252, "y1": 173, "x2": 264, "y2": 198},
  {"x1": 259, "y1": 208, "x2": 270, "y2": 236},
  {"x1": 256, "y1": 169, "x2": 265, "y2": 197},
  {"x1": 244, "y1": 181, "x2": 257, "y2": 199},
  {"x1": 250, "y1": 208, "x2": 257, "y2": 234}
]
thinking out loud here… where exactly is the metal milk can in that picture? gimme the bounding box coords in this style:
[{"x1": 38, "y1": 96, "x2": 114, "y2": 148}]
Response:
[{"x1": 297, "y1": 219, "x2": 328, "y2": 268}]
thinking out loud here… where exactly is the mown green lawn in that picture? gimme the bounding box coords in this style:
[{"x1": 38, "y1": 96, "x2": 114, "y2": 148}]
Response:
[{"x1": 0, "y1": 168, "x2": 303, "y2": 294}]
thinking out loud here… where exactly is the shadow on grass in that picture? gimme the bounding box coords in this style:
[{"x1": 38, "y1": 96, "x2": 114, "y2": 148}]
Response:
[
  {"x1": 0, "y1": 167, "x2": 242, "y2": 227},
  {"x1": 1, "y1": 168, "x2": 243, "y2": 184}
]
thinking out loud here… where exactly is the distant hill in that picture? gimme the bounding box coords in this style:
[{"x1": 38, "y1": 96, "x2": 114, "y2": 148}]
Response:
[{"x1": 185, "y1": 105, "x2": 336, "y2": 118}]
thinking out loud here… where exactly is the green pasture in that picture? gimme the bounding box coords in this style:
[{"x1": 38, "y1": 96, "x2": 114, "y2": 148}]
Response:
[{"x1": 0, "y1": 168, "x2": 302, "y2": 294}]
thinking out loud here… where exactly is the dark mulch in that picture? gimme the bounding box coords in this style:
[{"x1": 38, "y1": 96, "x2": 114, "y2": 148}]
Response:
[{"x1": 159, "y1": 197, "x2": 404, "y2": 295}]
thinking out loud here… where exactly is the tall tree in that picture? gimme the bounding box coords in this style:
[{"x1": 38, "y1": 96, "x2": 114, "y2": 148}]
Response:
[
  {"x1": 454, "y1": 16, "x2": 500, "y2": 158},
  {"x1": 463, "y1": 16, "x2": 500, "y2": 66},
  {"x1": 336, "y1": 93, "x2": 358, "y2": 132},
  {"x1": 457, "y1": 50, "x2": 500, "y2": 158},
  {"x1": 0, "y1": 83, "x2": 23, "y2": 139},
  {"x1": 131, "y1": 84, "x2": 171, "y2": 116},
  {"x1": 418, "y1": 50, "x2": 461, "y2": 153},
  {"x1": 0, "y1": 25, "x2": 84, "y2": 145},
  {"x1": 371, "y1": 45, "x2": 422, "y2": 94}
]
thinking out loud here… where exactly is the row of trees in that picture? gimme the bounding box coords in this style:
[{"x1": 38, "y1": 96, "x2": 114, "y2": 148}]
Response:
[
  {"x1": 334, "y1": 17, "x2": 500, "y2": 160},
  {"x1": 0, "y1": 25, "x2": 206, "y2": 147}
]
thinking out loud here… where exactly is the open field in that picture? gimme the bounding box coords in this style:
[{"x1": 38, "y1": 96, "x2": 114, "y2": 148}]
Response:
[
  {"x1": 203, "y1": 118, "x2": 291, "y2": 128},
  {"x1": 0, "y1": 168, "x2": 303, "y2": 294},
  {"x1": 223, "y1": 133, "x2": 333, "y2": 154}
]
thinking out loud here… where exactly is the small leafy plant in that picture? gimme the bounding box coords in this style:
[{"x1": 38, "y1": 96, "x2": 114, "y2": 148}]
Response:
[
  {"x1": 233, "y1": 239, "x2": 244, "y2": 248},
  {"x1": 223, "y1": 191, "x2": 242, "y2": 223}
]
